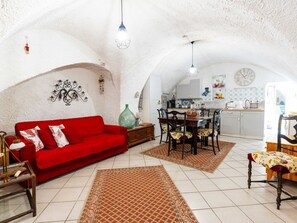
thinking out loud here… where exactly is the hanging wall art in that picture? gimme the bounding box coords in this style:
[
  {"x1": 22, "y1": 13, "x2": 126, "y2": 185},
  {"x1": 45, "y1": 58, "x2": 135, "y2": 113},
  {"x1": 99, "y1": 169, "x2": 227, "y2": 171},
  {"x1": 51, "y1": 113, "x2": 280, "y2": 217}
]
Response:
[
  {"x1": 49, "y1": 80, "x2": 88, "y2": 106},
  {"x1": 98, "y1": 75, "x2": 104, "y2": 94}
]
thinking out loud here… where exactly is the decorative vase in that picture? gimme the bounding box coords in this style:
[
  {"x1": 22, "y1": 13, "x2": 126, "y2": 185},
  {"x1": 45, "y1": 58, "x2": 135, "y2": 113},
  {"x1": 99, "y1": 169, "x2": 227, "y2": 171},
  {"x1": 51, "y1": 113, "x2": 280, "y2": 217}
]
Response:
[{"x1": 119, "y1": 104, "x2": 136, "y2": 129}]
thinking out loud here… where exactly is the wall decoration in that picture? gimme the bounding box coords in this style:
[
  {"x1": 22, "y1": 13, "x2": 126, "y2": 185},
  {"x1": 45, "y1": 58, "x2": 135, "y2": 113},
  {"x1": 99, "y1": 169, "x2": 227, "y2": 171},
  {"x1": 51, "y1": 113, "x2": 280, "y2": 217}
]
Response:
[
  {"x1": 202, "y1": 87, "x2": 210, "y2": 97},
  {"x1": 212, "y1": 75, "x2": 226, "y2": 99},
  {"x1": 49, "y1": 80, "x2": 88, "y2": 106},
  {"x1": 234, "y1": 68, "x2": 256, "y2": 86},
  {"x1": 24, "y1": 36, "x2": 29, "y2": 54},
  {"x1": 98, "y1": 75, "x2": 104, "y2": 94}
]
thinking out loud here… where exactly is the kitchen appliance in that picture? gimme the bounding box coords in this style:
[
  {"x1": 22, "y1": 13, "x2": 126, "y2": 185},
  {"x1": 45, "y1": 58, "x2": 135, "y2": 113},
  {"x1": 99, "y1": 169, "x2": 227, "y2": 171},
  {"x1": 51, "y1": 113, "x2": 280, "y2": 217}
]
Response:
[{"x1": 167, "y1": 100, "x2": 176, "y2": 108}]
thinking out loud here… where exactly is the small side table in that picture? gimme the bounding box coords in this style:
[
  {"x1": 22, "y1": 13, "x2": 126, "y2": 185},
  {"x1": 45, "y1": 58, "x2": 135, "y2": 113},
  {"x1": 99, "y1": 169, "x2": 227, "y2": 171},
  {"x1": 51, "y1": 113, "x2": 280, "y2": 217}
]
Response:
[{"x1": 0, "y1": 161, "x2": 36, "y2": 223}]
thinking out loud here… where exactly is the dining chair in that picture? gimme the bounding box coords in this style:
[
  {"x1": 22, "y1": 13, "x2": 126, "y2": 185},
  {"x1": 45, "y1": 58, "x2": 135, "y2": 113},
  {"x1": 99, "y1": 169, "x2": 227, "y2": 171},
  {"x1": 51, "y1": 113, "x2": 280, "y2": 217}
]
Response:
[
  {"x1": 157, "y1": 108, "x2": 168, "y2": 144},
  {"x1": 197, "y1": 109, "x2": 222, "y2": 155},
  {"x1": 166, "y1": 111, "x2": 193, "y2": 159},
  {"x1": 247, "y1": 114, "x2": 297, "y2": 209}
]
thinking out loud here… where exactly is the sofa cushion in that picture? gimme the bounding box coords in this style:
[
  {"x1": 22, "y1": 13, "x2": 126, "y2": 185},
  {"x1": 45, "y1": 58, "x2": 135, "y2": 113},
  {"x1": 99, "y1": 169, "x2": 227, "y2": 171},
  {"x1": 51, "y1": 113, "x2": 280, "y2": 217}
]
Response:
[
  {"x1": 20, "y1": 126, "x2": 44, "y2": 151},
  {"x1": 62, "y1": 127, "x2": 83, "y2": 145},
  {"x1": 49, "y1": 124, "x2": 69, "y2": 148},
  {"x1": 38, "y1": 128, "x2": 57, "y2": 149},
  {"x1": 36, "y1": 133, "x2": 126, "y2": 169}
]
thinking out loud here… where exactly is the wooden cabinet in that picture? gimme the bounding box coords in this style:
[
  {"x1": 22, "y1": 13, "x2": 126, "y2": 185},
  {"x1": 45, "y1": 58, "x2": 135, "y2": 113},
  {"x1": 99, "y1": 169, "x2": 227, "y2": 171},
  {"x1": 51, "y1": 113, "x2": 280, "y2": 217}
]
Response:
[
  {"x1": 127, "y1": 124, "x2": 155, "y2": 147},
  {"x1": 221, "y1": 110, "x2": 264, "y2": 139}
]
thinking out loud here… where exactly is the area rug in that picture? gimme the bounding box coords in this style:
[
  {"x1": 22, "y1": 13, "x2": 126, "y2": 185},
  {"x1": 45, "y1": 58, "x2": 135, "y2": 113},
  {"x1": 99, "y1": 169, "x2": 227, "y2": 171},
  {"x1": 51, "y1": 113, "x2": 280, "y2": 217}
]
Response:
[
  {"x1": 142, "y1": 141, "x2": 235, "y2": 173},
  {"x1": 79, "y1": 166, "x2": 198, "y2": 223}
]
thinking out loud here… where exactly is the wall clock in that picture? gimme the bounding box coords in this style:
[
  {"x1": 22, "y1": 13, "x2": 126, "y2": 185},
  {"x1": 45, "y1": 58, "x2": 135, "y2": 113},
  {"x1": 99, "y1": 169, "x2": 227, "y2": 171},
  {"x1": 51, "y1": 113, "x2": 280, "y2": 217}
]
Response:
[{"x1": 234, "y1": 68, "x2": 256, "y2": 86}]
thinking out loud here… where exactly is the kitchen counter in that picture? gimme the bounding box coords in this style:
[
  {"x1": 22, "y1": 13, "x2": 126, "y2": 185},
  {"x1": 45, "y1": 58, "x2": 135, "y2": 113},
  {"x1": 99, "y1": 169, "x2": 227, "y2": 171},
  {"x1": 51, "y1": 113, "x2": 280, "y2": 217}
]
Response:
[
  {"x1": 168, "y1": 108, "x2": 265, "y2": 112},
  {"x1": 223, "y1": 108, "x2": 264, "y2": 112}
]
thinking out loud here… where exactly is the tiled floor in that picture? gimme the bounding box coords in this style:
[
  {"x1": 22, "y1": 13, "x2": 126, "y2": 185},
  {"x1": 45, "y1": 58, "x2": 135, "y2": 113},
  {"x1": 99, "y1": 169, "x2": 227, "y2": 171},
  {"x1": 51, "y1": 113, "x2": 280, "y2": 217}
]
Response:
[{"x1": 1, "y1": 136, "x2": 297, "y2": 223}]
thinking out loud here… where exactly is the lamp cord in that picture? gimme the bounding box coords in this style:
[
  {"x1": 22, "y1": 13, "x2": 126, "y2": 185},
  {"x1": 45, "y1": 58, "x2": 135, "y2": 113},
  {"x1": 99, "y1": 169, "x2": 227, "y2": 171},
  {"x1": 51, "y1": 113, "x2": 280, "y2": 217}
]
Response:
[
  {"x1": 121, "y1": 0, "x2": 124, "y2": 23},
  {"x1": 191, "y1": 41, "x2": 194, "y2": 66}
]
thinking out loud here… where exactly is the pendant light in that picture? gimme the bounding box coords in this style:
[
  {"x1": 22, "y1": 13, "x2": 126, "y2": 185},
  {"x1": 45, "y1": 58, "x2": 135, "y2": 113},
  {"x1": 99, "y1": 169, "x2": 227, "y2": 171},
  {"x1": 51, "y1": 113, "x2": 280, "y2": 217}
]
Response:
[
  {"x1": 115, "y1": 0, "x2": 131, "y2": 49},
  {"x1": 189, "y1": 41, "x2": 197, "y2": 75}
]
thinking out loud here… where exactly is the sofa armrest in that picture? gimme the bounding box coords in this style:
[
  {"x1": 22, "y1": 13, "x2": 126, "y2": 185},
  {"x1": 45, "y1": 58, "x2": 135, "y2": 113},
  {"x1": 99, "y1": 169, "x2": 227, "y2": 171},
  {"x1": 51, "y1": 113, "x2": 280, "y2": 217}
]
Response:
[
  {"x1": 5, "y1": 135, "x2": 36, "y2": 167},
  {"x1": 104, "y1": 124, "x2": 127, "y2": 135}
]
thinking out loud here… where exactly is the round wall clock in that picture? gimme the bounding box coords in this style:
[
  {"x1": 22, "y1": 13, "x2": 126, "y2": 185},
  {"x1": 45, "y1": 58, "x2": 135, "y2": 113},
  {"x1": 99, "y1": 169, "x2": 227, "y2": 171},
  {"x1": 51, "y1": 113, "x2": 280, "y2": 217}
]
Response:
[{"x1": 234, "y1": 68, "x2": 256, "y2": 86}]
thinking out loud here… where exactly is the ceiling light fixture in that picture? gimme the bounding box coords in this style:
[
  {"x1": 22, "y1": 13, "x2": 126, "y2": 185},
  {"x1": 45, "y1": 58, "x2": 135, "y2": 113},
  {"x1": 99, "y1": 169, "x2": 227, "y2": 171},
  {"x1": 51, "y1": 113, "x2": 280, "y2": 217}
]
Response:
[
  {"x1": 189, "y1": 41, "x2": 197, "y2": 75},
  {"x1": 115, "y1": 0, "x2": 130, "y2": 49}
]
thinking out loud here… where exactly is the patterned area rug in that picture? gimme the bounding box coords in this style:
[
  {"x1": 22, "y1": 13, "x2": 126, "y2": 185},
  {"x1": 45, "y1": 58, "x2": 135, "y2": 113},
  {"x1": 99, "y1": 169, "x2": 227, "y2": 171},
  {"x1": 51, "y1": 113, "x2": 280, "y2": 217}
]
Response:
[
  {"x1": 79, "y1": 166, "x2": 198, "y2": 223},
  {"x1": 142, "y1": 141, "x2": 235, "y2": 173}
]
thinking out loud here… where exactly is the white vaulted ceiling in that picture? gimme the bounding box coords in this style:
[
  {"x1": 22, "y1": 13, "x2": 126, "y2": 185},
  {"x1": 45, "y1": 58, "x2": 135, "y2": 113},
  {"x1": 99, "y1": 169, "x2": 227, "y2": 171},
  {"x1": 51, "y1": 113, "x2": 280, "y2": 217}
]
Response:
[{"x1": 1, "y1": 0, "x2": 297, "y2": 106}]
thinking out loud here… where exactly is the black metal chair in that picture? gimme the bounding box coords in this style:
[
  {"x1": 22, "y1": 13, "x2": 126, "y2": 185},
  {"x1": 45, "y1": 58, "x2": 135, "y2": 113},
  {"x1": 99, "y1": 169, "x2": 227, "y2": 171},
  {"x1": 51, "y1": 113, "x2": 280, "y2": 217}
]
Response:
[
  {"x1": 157, "y1": 108, "x2": 168, "y2": 144},
  {"x1": 197, "y1": 109, "x2": 222, "y2": 155},
  {"x1": 247, "y1": 115, "x2": 297, "y2": 209},
  {"x1": 166, "y1": 111, "x2": 193, "y2": 159}
]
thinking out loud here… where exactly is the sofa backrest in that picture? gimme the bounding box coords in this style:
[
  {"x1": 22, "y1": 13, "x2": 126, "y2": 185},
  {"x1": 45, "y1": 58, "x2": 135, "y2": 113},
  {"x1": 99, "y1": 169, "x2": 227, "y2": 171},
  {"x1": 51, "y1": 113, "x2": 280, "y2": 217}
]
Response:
[{"x1": 15, "y1": 115, "x2": 105, "y2": 138}]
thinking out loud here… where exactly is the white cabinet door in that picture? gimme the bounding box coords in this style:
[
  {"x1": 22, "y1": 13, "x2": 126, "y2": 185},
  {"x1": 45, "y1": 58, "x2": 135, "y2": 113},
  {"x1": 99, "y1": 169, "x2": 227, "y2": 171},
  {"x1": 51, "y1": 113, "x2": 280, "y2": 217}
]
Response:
[
  {"x1": 176, "y1": 84, "x2": 190, "y2": 99},
  {"x1": 189, "y1": 79, "x2": 200, "y2": 98},
  {"x1": 240, "y1": 112, "x2": 264, "y2": 139},
  {"x1": 221, "y1": 111, "x2": 241, "y2": 136},
  {"x1": 177, "y1": 79, "x2": 200, "y2": 99}
]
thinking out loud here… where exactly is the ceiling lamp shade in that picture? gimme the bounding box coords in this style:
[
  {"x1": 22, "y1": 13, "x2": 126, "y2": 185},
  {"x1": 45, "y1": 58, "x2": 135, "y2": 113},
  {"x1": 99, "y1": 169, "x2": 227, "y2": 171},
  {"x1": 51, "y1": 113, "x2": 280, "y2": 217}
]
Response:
[
  {"x1": 115, "y1": 0, "x2": 131, "y2": 49},
  {"x1": 188, "y1": 41, "x2": 197, "y2": 75}
]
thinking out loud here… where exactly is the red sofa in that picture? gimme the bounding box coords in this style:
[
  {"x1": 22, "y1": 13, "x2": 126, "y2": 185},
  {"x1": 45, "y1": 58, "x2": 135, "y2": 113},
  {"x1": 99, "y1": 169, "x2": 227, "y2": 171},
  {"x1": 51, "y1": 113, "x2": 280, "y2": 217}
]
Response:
[{"x1": 6, "y1": 116, "x2": 128, "y2": 184}]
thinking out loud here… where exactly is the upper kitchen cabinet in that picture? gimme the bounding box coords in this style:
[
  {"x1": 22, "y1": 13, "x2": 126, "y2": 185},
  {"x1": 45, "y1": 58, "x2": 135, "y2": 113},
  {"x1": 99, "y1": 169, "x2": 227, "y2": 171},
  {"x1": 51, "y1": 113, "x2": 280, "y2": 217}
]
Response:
[{"x1": 176, "y1": 79, "x2": 200, "y2": 99}]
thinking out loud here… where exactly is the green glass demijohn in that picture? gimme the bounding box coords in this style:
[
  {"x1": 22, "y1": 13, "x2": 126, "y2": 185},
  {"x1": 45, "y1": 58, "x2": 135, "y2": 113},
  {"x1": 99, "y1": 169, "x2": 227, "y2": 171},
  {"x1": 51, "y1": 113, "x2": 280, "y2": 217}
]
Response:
[{"x1": 119, "y1": 104, "x2": 136, "y2": 129}]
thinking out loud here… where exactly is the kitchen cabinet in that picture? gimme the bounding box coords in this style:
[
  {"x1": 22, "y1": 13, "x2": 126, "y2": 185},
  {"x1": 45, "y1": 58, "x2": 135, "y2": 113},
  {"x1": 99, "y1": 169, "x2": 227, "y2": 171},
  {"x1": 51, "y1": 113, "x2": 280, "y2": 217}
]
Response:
[
  {"x1": 176, "y1": 79, "x2": 200, "y2": 99},
  {"x1": 221, "y1": 110, "x2": 264, "y2": 139},
  {"x1": 221, "y1": 111, "x2": 241, "y2": 136},
  {"x1": 240, "y1": 112, "x2": 264, "y2": 138}
]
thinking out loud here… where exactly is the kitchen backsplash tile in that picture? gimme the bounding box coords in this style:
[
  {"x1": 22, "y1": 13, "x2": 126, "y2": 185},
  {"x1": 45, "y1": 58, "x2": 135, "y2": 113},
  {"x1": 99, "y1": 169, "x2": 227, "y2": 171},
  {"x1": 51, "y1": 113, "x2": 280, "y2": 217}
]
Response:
[{"x1": 226, "y1": 87, "x2": 265, "y2": 101}]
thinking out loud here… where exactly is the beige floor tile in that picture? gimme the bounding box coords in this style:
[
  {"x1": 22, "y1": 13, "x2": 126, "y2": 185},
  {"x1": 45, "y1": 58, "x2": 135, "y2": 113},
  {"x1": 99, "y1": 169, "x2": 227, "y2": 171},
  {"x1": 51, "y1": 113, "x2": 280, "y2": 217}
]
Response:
[
  {"x1": 52, "y1": 188, "x2": 83, "y2": 202},
  {"x1": 223, "y1": 189, "x2": 259, "y2": 206},
  {"x1": 174, "y1": 180, "x2": 197, "y2": 193},
  {"x1": 193, "y1": 209, "x2": 221, "y2": 223},
  {"x1": 213, "y1": 206, "x2": 252, "y2": 223},
  {"x1": 182, "y1": 192, "x2": 210, "y2": 209},
  {"x1": 68, "y1": 201, "x2": 85, "y2": 220},
  {"x1": 64, "y1": 176, "x2": 89, "y2": 188},
  {"x1": 211, "y1": 178, "x2": 240, "y2": 190},
  {"x1": 35, "y1": 202, "x2": 75, "y2": 222},
  {"x1": 36, "y1": 188, "x2": 60, "y2": 203},
  {"x1": 239, "y1": 204, "x2": 284, "y2": 223},
  {"x1": 201, "y1": 191, "x2": 235, "y2": 208},
  {"x1": 184, "y1": 170, "x2": 207, "y2": 180},
  {"x1": 167, "y1": 170, "x2": 189, "y2": 181},
  {"x1": 191, "y1": 179, "x2": 219, "y2": 192}
]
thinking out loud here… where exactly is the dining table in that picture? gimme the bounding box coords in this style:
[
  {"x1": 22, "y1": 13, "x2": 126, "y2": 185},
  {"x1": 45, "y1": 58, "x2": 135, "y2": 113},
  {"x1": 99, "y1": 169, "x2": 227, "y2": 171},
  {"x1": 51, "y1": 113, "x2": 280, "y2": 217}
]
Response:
[{"x1": 158, "y1": 115, "x2": 212, "y2": 155}]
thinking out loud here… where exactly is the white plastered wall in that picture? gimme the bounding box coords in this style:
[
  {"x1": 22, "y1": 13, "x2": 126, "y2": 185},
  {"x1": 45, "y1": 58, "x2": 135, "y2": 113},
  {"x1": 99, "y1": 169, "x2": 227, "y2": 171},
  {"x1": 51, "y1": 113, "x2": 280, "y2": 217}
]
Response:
[
  {"x1": 0, "y1": 67, "x2": 119, "y2": 133},
  {"x1": 0, "y1": 29, "x2": 120, "y2": 132}
]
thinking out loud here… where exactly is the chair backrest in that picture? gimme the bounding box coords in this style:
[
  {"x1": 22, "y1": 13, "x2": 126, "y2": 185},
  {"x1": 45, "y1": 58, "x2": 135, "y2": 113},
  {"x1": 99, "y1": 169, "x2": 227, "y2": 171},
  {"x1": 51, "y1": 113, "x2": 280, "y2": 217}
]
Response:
[
  {"x1": 212, "y1": 109, "x2": 223, "y2": 132},
  {"x1": 277, "y1": 115, "x2": 297, "y2": 152},
  {"x1": 197, "y1": 108, "x2": 210, "y2": 117},
  {"x1": 157, "y1": 108, "x2": 167, "y2": 118},
  {"x1": 165, "y1": 111, "x2": 187, "y2": 134}
]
